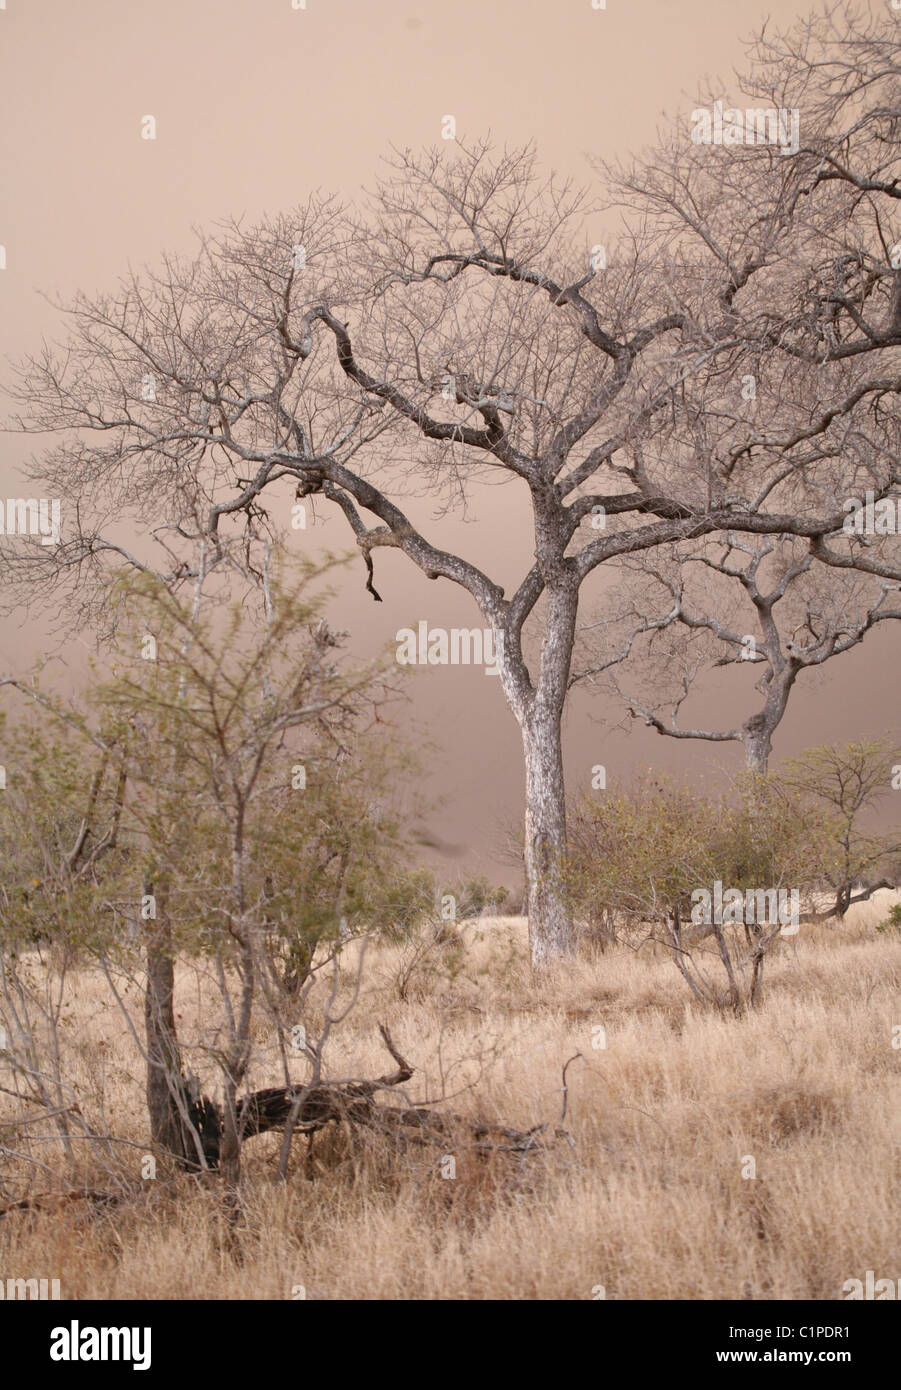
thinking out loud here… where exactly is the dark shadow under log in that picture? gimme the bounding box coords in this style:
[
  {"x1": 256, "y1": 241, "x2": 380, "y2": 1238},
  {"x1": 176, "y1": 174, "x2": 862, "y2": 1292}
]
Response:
[{"x1": 185, "y1": 1025, "x2": 571, "y2": 1171}]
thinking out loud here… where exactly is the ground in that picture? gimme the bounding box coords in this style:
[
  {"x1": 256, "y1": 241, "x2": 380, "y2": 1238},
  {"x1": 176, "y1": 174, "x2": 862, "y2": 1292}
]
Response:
[{"x1": 1, "y1": 893, "x2": 899, "y2": 1299}]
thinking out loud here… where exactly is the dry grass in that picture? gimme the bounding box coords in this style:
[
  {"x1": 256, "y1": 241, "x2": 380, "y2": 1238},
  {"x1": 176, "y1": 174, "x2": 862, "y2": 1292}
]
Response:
[{"x1": 2, "y1": 892, "x2": 900, "y2": 1300}]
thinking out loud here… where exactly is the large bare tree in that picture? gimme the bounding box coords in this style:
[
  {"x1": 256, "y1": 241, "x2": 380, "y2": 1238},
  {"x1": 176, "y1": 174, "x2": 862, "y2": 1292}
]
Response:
[{"x1": 4, "y1": 3, "x2": 901, "y2": 963}]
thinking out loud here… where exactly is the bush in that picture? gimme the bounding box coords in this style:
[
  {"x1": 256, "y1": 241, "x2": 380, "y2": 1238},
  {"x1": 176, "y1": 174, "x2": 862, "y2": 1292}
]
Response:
[{"x1": 566, "y1": 769, "x2": 827, "y2": 1009}]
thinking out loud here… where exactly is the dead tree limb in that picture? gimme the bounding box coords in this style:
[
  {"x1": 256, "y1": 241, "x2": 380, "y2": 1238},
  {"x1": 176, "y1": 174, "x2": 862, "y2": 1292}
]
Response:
[{"x1": 194, "y1": 1024, "x2": 572, "y2": 1170}]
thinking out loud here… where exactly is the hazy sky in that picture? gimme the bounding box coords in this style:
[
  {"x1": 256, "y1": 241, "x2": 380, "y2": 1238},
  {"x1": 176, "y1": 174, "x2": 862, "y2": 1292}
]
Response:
[{"x1": 2, "y1": 0, "x2": 898, "y2": 882}]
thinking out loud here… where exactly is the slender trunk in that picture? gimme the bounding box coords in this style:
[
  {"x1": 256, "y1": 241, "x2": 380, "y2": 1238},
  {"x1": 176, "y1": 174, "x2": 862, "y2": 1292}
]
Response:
[
  {"x1": 217, "y1": 818, "x2": 255, "y2": 1204},
  {"x1": 144, "y1": 893, "x2": 191, "y2": 1165},
  {"x1": 219, "y1": 1082, "x2": 242, "y2": 1198},
  {"x1": 143, "y1": 880, "x2": 215, "y2": 1170}
]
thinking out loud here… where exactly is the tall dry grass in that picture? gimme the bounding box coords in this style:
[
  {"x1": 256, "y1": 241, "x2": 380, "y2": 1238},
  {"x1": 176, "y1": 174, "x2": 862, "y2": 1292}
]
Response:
[{"x1": 1, "y1": 892, "x2": 900, "y2": 1299}]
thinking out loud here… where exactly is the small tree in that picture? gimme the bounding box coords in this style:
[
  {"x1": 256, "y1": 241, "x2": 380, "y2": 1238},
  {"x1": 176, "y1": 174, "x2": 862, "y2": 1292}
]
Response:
[
  {"x1": 776, "y1": 738, "x2": 901, "y2": 917},
  {"x1": 0, "y1": 564, "x2": 422, "y2": 1202},
  {"x1": 567, "y1": 771, "x2": 824, "y2": 1009}
]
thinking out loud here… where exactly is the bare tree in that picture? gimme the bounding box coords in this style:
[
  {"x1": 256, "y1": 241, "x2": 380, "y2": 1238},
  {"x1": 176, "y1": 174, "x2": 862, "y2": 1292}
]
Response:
[
  {"x1": 5, "y1": 5, "x2": 901, "y2": 963},
  {"x1": 574, "y1": 536, "x2": 901, "y2": 772}
]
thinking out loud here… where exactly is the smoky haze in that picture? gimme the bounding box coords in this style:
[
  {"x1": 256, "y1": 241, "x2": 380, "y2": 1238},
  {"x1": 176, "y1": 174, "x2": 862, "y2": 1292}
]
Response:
[{"x1": 1, "y1": 0, "x2": 898, "y2": 883}]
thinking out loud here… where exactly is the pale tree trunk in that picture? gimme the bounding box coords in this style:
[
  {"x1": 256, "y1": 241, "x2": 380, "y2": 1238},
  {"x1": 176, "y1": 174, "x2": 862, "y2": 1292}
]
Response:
[
  {"x1": 740, "y1": 667, "x2": 796, "y2": 775},
  {"x1": 742, "y1": 721, "x2": 773, "y2": 775},
  {"x1": 502, "y1": 576, "x2": 578, "y2": 966},
  {"x1": 521, "y1": 707, "x2": 573, "y2": 965}
]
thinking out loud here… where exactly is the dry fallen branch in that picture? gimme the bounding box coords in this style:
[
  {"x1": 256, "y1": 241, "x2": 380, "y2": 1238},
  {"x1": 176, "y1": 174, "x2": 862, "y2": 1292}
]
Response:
[{"x1": 190, "y1": 1024, "x2": 576, "y2": 1170}]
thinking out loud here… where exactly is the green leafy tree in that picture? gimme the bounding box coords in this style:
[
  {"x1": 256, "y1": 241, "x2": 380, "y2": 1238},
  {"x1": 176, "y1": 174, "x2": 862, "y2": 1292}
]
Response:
[
  {"x1": 776, "y1": 738, "x2": 901, "y2": 917},
  {"x1": 0, "y1": 564, "x2": 426, "y2": 1196},
  {"x1": 567, "y1": 771, "x2": 825, "y2": 1009}
]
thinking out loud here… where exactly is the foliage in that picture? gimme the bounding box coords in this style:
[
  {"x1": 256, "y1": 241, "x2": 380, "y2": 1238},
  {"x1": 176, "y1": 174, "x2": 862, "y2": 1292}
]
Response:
[
  {"x1": 777, "y1": 738, "x2": 901, "y2": 915},
  {"x1": 0, "y1": 566, "x2": 431, "y2": 971},
  {"x1": 566, "y1": 770, "x2": 823, "y2": 937}
]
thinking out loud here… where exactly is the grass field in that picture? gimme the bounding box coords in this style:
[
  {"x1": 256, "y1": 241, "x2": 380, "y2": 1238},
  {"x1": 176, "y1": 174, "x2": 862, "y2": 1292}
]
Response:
[{"x1": 2, "y1": 892, "x2": 900, "y2": 1300}]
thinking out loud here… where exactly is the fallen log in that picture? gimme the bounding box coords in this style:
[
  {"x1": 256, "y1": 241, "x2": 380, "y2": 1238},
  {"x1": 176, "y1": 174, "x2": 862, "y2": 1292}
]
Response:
[{"x1": 180, "y1": 1026, "x2": 578, "y2": 1171}]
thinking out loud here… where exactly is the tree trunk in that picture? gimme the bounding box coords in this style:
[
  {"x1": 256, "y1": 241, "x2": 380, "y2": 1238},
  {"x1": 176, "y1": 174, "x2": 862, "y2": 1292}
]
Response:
[
  {"x1": 741, "y1": 666, "x2": 797, "y2": 775},
  {"x1": 143, "y1": 880, "x2": 216, "y2": 1170},
  {"x1": 218, "y1": 1083, "x2": 242, "y2": 1214},
  {"x1": 144, "y1": 910, "x2": 192, "y2": 1165},
  {"x1": 742, "y1": 722, "x2": 772, "y2": 775},
  {"x1": 521, "y1": 707, "x2": 574, "y2": 965},
  {"x1": 497, "y1": 572, "x2": 578, "y2": 968}
]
